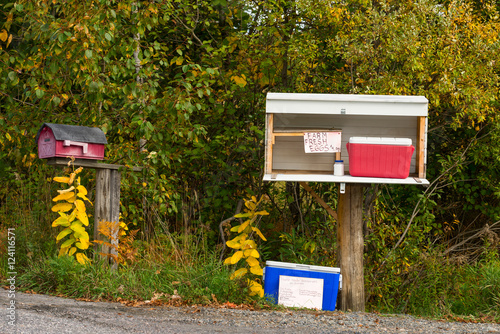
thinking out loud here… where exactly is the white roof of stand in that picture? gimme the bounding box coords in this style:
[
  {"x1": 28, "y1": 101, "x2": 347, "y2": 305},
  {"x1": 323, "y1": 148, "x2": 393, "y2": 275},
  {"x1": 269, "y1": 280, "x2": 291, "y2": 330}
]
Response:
[{"x1": 266, "y1": 93, "x2": 428, "y2": 116}]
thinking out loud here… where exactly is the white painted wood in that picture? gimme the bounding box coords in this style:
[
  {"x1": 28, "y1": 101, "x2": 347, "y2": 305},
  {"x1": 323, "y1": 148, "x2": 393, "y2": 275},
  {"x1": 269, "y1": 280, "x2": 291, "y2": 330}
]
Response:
[
  {"x1": 263, "y1": 173, "x2": 430, "y2": 185},
  {"x1": 267, "y1": 93, "x2": 428, "y2": 116}
]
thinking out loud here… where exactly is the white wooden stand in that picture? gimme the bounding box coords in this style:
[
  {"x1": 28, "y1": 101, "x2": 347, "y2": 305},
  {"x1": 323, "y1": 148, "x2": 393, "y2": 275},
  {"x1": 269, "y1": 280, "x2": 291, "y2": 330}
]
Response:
[{"x1": 264, "y1": 93, "x2": 429, "y2": 312}]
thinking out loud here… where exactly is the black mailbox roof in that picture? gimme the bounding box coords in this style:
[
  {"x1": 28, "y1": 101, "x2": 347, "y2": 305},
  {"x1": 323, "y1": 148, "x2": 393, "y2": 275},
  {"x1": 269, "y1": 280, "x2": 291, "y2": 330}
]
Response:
[{"x1": 35, "y1": 123, "x2": 108, "y2": 144}]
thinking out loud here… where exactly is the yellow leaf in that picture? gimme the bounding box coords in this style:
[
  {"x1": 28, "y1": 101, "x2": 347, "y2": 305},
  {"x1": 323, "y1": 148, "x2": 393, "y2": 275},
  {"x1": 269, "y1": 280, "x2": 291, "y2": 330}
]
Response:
[
  {"x1": 231, "y1": 251, "x2": 243, "y2": 264},
  {"x1": 56, "y1": 228, "x2": 73, "y2": 241},
  {"x1": 75, "y1": 240, "x2": 90, "y2": 250},
  {"x1": 244, "y1": 200, "x2": 256, "y2": 211},
  {"x1": 77, "y1": 193, "x2": 91, "y2": 203},
  {"x1": 234, "y1": 212, "x2": 251, "y2": 218},
  {"x1": 53, "y1": 191, "x2": 76, "y2": 202},
  {"x1": 248, "y1": 280, "x2": 264, "y2": 297},
  {"x1": 53, "y1": 176, "x2": 70, "y2": 183},
  {"x1": 58, "y1": 246, "x2": 70, "y2": 257},
  {"x1": 252, "y1": 227, "x2": 267, "y2": 241},
  {"x1": 74, "y1": 230, "x2": 89, "y2": 241},
  {"x1": 5, "y1": 133, "x2": 12, "y2": 141},
  {"x1": 230, "y1": 225, "x2": 240, "y2": 232},
  {"x1": 68, "y1": 172, "x2": 76, "y2": 185},
  {"x1": 76, "y1": 185, "x2": 87, "y2": 195},
  {"x1": 76, "y1": 210, "x2": 89, "y2": 226},
  {"x1": 70, "y1": 221, "x2": 85, "y2": 234},
  {"x1": 231, "y1": 75, "x2": 247, "y2": 87},
  {"x1": 52, "y1": 216, "x2": 70, "y2": 227},
  {"x1": 244, "y1": 249, "x2": 259, "y2": 258},
  {"x1": 76, "y1": 253, "x2": 90, "y2": 265},
  {"x1": 250, "y1": 265, "x2": 263, "y2": 276},
  {"x1": 224, "y1": 257, "x2": 232, "y2": 265},
  {"x1": 61, "y1": 237, "x2": 76, "y2": 249},
  {"x1": 230, "y1": 268, "x2": 247, "y2": 280},
  {"x1": 75, "y1": 199, "x2": 85, "y2": 212},
  {"x1": 57, "y1": 186, "x2": 75, "y2": 194},
  {"x1": 238, "y1": 220, "x2": 250, "y2": 233},
  {"x1": 51, "y1": 203, "x2": 73, "y2": 212},
  {"x1": 245, "y1": 256, "x2": 259, "y2": 267},
  {"x1": 68, "y1": 209, "x2": 77, "y2": 222},
  {"x1": 241, "y1": 239, "x2": 257, "y2": 249},
  {"x1": 68, "y1": 247, "x2": 77, "y2": 256},
  {"x1": 0, "y1": 29, "x2": 7, "y2": 42},
  {"x1": 226, "y1": 239, "x2": 241, "y2": 249},
  {"x1": 74, "y1": 167, "x2": 83, "y2": 174},
  {"x1": 66, "y1": 194, "x2": 77, "y2": 203}
]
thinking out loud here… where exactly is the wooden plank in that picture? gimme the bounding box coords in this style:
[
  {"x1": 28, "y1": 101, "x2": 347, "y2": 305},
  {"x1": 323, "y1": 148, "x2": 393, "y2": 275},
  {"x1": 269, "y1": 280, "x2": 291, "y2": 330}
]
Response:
[
  {"x1": 416, "y1": 116, "x2": 426, "y2": 178},
  {"x1": 273, "y1": 132, "x2": 306, "y2": 137},
  {"x1": 299, "y1": 182, "x2": 337, "y2": 220},
  {"x1": 273, "y1": 114, "x2": 418, "y2": 129},
  {"x1": 265, "y1": 114, "x2": 274, "y2": 175},
  {"x1": 263, "y1": 173, "x2": 429, "y2": 185},
  {"x1": 337, "y1": 183, "x2": 365, "y2": 312},
  {"x1": 274, "y1": 128, "x2": 340, "y2": 133},
  {"x1": 46, "y1": 157, "x2": 142, "y2": 171}
]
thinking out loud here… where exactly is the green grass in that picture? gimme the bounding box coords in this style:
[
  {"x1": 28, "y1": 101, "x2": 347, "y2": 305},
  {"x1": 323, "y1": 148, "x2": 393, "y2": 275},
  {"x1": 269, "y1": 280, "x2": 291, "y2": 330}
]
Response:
[{"x1": 11, "y1": 234, "x2": 264, "y2": 307}]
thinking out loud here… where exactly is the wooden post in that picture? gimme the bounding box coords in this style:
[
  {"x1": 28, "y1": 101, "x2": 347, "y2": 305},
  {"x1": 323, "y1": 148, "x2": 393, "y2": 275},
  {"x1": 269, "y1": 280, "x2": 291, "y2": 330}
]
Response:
[
  {"x1": 337, "y1": 183, "x2": 365, "y2": 312},
  {"x1": 416, "y1": 116, "x2": 426, "y2": 179},
  {"x1": 94, "y1": 168, "x2": 121, "y2": 265}
]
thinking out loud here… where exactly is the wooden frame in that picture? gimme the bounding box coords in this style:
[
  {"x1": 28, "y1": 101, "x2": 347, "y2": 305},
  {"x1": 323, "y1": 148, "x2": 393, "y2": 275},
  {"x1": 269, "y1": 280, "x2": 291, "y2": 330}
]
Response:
[{"x1": 264, "y1": 93, "x2": 429, "y2": 185}]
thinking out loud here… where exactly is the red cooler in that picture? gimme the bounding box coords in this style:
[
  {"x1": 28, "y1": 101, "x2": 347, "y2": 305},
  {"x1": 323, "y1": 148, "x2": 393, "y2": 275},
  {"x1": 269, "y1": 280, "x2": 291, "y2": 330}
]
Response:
[{"x1": 346, "y1": 137, "x2": 414, "y2": 179}]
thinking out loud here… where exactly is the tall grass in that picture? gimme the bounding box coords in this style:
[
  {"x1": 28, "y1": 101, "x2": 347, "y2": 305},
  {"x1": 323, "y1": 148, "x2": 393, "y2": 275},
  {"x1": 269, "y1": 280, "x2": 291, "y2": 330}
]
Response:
[
  {"x1": 14, "y1": 233, "x2": 253, "y2": 305},
  {"x1": 366, "y1": 250, "x2": 500, "y2": 321}
]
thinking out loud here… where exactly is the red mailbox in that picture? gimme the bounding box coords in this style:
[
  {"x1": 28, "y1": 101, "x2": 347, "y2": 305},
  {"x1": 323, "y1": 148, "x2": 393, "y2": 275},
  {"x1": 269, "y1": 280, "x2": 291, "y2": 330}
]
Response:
[{"x1": 36, "y1": 123, "x2": 107, "y2": 160}]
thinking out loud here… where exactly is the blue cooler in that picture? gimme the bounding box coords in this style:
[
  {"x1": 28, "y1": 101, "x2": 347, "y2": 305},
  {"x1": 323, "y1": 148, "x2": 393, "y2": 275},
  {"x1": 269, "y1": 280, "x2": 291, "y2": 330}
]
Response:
[{"x1": 263, "y1": 261, "x2": 341, "y2": 311}]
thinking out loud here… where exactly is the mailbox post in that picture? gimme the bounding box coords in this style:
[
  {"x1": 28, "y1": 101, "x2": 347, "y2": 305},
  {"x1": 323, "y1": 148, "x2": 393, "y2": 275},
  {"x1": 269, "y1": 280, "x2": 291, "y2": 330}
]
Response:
[
  {"x1": 36, "y1": 123, "x2": 141, "y2": 266},
  {"x1": 264, "y1": 93, "x2": 429, "y2": 311}
]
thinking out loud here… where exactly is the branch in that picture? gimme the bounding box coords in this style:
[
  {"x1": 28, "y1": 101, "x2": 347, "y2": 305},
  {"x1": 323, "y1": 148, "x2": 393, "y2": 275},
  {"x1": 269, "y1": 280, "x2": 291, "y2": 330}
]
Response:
[
  {"x1": 443, "y1": 220, "x2": 500, "y2": 256},
  {"x1": 379, "y1": 133, "x2": 477, "y2": 268},
  {"x1": 218, "y1": 199, "x2": 243, "y2": 262}
]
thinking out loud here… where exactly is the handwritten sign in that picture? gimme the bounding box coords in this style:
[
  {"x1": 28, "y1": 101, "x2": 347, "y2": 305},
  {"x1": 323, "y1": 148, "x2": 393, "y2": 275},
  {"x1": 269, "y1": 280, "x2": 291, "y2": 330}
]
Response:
[
  {"x1": 278, "y1": 275, "x2": 324, "y2": 310},
  {"x1": 304, "y1": 132, "x2": 342, "y2": 153}
]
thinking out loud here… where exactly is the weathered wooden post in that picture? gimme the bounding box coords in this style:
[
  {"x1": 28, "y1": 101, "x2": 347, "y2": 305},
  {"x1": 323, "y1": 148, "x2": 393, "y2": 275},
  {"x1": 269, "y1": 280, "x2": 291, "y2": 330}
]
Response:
[
  {"x1": 263, "y1": 93, "x2": 429, "y2": 311},
  {"x1": 94, "y1": 167, "x2": 121, "y2": 261},
  {"x1": 337, "y1": 183, "x2": 365, "y2": 311}
]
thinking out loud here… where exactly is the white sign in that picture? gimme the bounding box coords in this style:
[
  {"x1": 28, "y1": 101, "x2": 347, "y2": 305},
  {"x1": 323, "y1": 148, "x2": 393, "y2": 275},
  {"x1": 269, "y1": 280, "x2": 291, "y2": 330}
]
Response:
[
  {"x1": 278, "y1": 275, "x2": 324, "y2": 310},
  {"x1": 304, "y1": 132, "x2": 342, "y2": 153}
]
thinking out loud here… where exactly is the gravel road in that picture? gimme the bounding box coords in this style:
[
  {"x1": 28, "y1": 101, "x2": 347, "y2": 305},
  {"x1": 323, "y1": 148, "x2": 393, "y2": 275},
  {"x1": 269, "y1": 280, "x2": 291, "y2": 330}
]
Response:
[{"x1": 1, "y1": 291, "x2": 499, "y2": 333}]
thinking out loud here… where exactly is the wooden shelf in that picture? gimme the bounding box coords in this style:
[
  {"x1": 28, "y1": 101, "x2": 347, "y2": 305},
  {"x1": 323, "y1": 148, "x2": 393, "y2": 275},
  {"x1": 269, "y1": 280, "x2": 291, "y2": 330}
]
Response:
[{"x1": 263, "y1": 173, "x2": 429, "y2": 185}]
